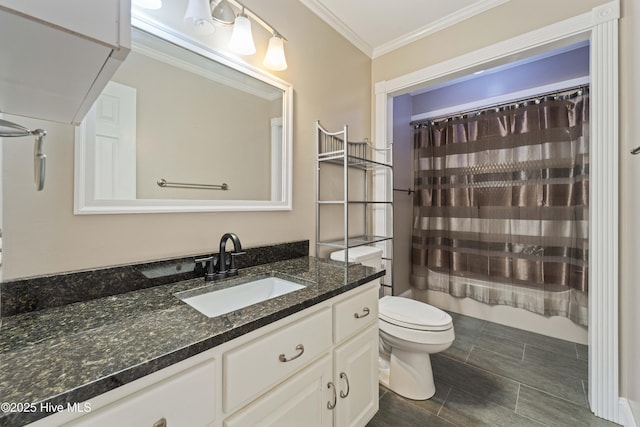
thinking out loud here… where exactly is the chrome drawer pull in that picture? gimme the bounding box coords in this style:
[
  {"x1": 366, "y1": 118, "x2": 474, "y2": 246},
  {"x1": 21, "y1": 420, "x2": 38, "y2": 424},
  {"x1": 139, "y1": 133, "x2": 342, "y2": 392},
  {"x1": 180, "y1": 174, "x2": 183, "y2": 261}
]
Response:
[
  {"x1": 279, "y1": 344, "x2": 304, "y2": 362},
  {"x1": 153, "y1": 418, "x2": 167, "y2": 427},
  {"x1": 327, "y1": 382, "x2": 337, "y2": 409},
  {"x1": 339, "y1": 372, "x2": 350, "y2": 398},
  {"x1": 354, "y1": 307, "x2": 370, "y2": 319}
]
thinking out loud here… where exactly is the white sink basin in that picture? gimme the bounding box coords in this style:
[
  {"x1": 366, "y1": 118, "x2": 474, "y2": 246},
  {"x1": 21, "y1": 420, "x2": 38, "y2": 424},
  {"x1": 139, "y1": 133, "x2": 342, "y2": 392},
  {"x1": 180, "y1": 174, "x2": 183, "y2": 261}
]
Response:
[{"x1": 180, "y1": 277, "x2": 305, "y2": 318}]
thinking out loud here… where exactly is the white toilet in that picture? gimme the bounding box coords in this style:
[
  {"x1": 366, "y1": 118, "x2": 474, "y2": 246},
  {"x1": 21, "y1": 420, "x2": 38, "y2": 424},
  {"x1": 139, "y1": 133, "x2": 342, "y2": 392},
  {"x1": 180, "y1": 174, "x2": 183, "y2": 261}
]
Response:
[{"x1": 330, "y1": 246, "x2": 455, "y2": 400}]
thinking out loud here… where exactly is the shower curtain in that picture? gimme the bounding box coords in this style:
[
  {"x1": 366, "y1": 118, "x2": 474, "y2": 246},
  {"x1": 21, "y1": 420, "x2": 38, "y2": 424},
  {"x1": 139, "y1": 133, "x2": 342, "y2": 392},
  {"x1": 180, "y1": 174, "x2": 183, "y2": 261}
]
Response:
[{"x1": 410, "y1": 88, "x2": 589, "y2": 326}]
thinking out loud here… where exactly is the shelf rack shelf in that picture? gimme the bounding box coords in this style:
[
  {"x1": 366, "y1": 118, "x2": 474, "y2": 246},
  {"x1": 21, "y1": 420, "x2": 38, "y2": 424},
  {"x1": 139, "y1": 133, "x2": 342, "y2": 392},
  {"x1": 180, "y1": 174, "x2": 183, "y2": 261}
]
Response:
[{"x1": 316, "y1": 121, "x2": 393, "y2": 293}]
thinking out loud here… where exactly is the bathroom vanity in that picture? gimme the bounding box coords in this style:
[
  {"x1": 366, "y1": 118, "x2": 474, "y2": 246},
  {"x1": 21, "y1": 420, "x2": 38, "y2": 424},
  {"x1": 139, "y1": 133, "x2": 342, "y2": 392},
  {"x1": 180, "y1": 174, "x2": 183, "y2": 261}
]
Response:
[{"x1": 0, "y1": 255, "x2": 383, "y2": 427}]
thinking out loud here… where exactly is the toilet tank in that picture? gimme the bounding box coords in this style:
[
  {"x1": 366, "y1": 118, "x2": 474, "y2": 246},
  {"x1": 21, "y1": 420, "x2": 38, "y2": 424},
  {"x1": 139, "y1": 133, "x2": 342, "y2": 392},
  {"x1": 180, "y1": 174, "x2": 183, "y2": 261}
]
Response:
[{"x1": 330, "y1": 246, "x2": 383, "y2": 268}]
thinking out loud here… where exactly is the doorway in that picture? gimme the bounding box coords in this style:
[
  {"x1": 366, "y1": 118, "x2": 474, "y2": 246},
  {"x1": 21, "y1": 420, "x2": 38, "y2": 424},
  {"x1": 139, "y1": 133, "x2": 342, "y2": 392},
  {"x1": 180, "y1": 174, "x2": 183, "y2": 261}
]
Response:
[{"x1": 373, "y1": 2, "x2": 620, "y2": 422}]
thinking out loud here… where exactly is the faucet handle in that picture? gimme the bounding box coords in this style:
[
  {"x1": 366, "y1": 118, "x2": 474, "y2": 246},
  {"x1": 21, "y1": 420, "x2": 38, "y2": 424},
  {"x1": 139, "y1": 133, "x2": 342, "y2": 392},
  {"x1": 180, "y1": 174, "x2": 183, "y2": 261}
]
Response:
[
  {"x1": 195, "y1": 255, "x2": 218, "y2": 281},
  {"x1": 228, "y1": 251, "x2": 247, "y2": 275},
  {"x1": 195, "y1": 255, "x2": 214, "y2": 264}
]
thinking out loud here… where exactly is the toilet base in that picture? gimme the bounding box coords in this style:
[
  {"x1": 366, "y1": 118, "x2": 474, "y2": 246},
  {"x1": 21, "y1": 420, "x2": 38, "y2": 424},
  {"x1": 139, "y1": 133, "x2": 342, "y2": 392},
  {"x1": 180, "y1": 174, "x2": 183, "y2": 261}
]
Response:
[{"x1": 378, "y1": 349, "x2": 435, "y2": 400}]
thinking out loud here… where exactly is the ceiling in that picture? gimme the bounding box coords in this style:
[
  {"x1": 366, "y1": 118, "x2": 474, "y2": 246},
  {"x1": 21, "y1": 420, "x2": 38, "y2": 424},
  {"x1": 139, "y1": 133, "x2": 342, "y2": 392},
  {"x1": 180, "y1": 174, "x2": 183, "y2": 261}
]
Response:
[{"x1": 299, "y1": 0, "x2": 511, "y2": 58}]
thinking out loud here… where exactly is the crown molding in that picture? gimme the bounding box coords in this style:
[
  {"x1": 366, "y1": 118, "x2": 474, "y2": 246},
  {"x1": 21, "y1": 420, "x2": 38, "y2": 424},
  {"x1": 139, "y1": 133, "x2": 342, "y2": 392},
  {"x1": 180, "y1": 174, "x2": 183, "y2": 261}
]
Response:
[
  {"x1": 300, "y1": 0, "x2": 511, "y2": 59},
  {"x1": 372, "y1": 0, "x2": 511, "y2": 58},
  {"x1": 298, "y1": 0, "x2": 373, "y2": 57}
]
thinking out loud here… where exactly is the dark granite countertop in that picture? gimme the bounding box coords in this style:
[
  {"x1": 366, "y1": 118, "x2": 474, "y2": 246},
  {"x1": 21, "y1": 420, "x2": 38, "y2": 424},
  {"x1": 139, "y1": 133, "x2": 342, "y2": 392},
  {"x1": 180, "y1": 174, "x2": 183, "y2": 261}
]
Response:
[{"x1": 0, "y1": 256, "x2": 384, "y2": 427}]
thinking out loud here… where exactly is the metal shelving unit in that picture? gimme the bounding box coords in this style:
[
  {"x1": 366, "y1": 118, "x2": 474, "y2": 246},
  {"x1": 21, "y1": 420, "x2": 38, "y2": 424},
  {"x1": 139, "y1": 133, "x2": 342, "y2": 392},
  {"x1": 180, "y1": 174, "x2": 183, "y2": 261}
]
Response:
[{"x1": 315, "y1": 121, "x2": 393, "y2": 293}]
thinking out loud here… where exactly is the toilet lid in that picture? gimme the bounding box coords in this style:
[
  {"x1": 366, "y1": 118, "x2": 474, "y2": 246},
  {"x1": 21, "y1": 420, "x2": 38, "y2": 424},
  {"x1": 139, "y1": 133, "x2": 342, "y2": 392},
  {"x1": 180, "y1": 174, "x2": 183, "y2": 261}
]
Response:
[{"x1": 379, "y1": 296, "x2": 452, "y2": 331}]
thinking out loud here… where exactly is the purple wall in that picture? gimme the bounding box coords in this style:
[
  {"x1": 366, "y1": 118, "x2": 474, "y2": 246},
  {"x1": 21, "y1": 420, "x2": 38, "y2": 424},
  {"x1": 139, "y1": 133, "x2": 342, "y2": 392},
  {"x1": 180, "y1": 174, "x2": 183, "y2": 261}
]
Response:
[{"x1": 411, "y1": 44, "x2": 589, "y2": 116}]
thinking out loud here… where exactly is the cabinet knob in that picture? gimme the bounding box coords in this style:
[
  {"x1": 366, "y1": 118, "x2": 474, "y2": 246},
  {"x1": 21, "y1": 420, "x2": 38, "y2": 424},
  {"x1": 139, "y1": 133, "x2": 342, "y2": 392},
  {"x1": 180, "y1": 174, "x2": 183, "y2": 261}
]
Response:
[
  {"x1": 327, "y1": 382, "x2": 337, "y2": 410},
  {"x1": 278, "y1": 344, "x2": 305, "y2": 362},
  {"x1": 354, "y1": 307, "x2": 370, "y2": 319},
  {"x1": 339, "y1": 372, "x2": 350, "y2": 398},
  {"x1": 153, "y1": 418, "x2": 167, "y2": 427}
]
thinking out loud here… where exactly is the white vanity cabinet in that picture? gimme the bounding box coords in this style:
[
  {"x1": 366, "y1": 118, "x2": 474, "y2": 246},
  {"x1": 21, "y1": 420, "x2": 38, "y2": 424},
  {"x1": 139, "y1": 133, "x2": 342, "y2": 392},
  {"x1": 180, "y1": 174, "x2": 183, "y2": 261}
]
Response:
[
  {"x1": 222, "y1": 282, "x2": 380, "y2": 427},
  {"x1": 29, "y1": 280, "x2": 380, "y2": 427},
  {"x1": 0, "y1": 0, "x2": 130, "y2": 124}
]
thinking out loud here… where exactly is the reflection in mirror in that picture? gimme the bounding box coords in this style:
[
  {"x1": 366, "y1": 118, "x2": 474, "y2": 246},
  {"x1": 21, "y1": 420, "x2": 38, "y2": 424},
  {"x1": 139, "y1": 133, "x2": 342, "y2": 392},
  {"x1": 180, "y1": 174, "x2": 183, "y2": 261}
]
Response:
[{"x1": 75, "y1": 23, "x2": 292, "y2": 213}]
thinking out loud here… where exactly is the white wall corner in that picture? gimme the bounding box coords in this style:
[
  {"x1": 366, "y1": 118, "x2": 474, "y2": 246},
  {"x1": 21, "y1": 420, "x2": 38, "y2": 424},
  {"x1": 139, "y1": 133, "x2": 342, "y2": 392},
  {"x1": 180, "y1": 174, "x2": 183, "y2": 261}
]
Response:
[{"x1": 619, "y1": 398, "x2": 639, "y2": 427}]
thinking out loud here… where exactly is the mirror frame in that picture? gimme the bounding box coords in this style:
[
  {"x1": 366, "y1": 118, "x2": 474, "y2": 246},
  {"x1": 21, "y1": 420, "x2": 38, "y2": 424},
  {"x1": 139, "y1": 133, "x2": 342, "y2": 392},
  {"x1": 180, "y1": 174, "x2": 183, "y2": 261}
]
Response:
[{"x1": 74, "y1": 14, "x2": 293, "y2": 214}]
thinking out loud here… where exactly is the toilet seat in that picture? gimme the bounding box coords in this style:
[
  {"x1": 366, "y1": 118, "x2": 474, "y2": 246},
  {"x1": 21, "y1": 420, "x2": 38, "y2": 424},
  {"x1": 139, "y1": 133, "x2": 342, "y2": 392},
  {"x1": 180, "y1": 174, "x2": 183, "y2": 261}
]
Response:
[{"x1": 379, "y1": 296, "x2": 452, "y2": 331}]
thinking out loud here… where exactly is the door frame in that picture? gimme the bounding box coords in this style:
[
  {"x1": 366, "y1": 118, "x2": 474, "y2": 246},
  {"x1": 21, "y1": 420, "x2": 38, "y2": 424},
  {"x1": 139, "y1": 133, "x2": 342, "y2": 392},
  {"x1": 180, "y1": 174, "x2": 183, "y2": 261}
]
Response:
[{"x1": 373, "y1": 1, "x2": 620, "y2": 422}]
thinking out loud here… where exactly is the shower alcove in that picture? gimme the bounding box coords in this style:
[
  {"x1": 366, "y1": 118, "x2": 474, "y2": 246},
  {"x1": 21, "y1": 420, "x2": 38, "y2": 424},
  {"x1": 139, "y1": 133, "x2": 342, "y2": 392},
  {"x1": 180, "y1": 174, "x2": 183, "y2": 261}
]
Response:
[{"x1": 374, "y1": 2, "x2": 620, "y2": 421}]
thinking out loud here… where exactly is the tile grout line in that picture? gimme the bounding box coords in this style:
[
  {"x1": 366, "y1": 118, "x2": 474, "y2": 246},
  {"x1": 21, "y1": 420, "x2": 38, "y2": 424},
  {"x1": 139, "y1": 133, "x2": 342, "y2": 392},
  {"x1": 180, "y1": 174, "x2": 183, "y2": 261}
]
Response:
[
  {"x1": 521, "y1": 382, "x2": 591, "y2": 409},
  {"x1": 522, "y1": 343, "x2": 527, "y2": 361},
  {"x1": 464, "y1": 344, "x2": 473, "y2": 363},
  {"x1": 436, "y1": 385, "x2": 453, "y2": 417},
  {"x1": 514, "y1": 382, "x2": 521, "y2": 414}
]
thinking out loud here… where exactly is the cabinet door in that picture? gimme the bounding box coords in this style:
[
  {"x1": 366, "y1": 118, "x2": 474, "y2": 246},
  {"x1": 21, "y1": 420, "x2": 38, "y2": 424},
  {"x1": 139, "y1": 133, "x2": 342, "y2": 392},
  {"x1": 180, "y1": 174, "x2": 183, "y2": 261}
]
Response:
[
  {"x1": 333, "y1": 325, "x2": 379, "y2": 427},
  {"x1": 65, "y1": 360, "x2": 216, "y2": 427},
  {"x1": 224, "y1": 355, "x2": 333, "y2": 427}
]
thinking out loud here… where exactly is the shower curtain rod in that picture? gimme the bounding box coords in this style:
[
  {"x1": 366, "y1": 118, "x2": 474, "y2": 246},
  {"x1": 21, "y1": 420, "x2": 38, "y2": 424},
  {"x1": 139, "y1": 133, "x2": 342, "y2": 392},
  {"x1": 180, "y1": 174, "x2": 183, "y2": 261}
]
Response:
[{"x1": 411, "y1": 84, "x2": 589, "y2": 127}]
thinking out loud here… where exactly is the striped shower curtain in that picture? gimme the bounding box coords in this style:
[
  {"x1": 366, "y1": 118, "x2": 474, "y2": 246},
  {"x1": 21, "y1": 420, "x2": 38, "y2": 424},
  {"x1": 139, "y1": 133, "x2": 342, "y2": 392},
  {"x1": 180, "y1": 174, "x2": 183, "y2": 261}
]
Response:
[{"x1": 411, "y1": 88, "x2": 589, "y2": 325}]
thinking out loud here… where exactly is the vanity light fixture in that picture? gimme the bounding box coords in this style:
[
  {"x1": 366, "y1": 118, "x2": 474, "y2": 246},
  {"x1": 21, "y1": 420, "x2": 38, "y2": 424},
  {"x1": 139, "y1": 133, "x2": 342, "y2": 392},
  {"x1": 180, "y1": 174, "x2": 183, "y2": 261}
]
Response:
[
  {"x1": 211, "y1": 0, "x2": 236, "y2": 25},
  {"x1": 263, "y1": 34, "x2": 287, "y2": 71},
  {"x1": 228, "y1": 9, "x2": 256, "y2": 55},
  {"x1": 185, "y1": 0, "x2": 288, "y2": 70},
  {"x1": 184, "y1": 0, "x2": 216, "y2": 35}
]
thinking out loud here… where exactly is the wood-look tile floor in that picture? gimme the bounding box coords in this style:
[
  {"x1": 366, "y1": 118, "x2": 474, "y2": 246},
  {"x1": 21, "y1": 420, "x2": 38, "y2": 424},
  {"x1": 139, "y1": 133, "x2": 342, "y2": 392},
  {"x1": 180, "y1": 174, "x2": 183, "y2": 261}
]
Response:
[{"x1": 367, "y1": 312, "x2": 620, "y2": 427}]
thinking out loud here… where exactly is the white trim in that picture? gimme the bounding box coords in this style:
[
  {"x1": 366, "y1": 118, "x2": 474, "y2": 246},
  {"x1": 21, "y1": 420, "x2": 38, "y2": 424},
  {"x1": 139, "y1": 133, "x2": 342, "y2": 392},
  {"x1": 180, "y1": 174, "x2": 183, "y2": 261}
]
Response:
[
  {"x1": 300, "y1": 0, "x2": 510, "y2": 59},
  {"x1": 372, "y1": 0, "x2": 511, "y2": 59},
  {"x1": 619, "y1": 398, "x2": 639, "y2": 427},
  {"x1": 298, "y1": 0, "x2": 372, "y2": 57},
  {"x1": 411, "y1": 76, "x2": 590, "y2": 122},
  {"x1": 589, "y1": 1, "x2": 620, "y2": 421},
  {"x1": 374, "y1": 1, "x2": 620, "y2": 422},
  {"x1": 379, "y1": 12, "x2": 593, "y2": 97}
]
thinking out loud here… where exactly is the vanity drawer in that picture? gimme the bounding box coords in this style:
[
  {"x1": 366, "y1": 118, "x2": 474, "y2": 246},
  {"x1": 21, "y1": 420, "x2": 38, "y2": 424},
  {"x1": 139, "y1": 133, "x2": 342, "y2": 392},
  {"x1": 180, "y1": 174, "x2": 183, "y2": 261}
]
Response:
[
  {"x1": 223, "y1": 307, "x2": 332, "y2": 413},
  {"x1": 66, "y1": 359, "x2": 216, "y2": 427},
  {"x1": 333, "y1": 284, "x2": 379, "y2": 344}
]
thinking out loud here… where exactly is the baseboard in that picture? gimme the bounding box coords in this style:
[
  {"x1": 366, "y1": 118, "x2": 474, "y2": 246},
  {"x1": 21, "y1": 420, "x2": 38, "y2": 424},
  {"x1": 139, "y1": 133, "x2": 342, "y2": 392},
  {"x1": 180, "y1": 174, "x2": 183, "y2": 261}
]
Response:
[{"x1": 620, "y1": 398, "x2": 639, "y2": 427}]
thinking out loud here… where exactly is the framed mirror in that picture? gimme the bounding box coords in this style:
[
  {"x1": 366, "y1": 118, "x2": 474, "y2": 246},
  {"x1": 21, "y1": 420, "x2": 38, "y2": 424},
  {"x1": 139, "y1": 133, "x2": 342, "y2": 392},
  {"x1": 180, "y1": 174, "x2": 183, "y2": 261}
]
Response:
[{"x1": 74, "y1": 14, "x2": 292, "y2": 214}]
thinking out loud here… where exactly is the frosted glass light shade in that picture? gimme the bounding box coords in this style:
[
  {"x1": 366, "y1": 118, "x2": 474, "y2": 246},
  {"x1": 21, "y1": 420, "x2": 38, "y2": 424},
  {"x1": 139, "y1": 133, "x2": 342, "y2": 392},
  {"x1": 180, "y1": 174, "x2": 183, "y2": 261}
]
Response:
[
  {"x1": 133, "y1": 0, "x2": 162, "y2": 9},
  {"x1": 229, "y1": 14, "x2": 256, "y2": 55},
  {"x1": 184, "y1": 0, "x2": 216, "y2": 35},
  {"x1": 263, "y1": 36, "x2": 287, "y2": 71},
  {"x1": 211, "y1": 0, "x2": 236, "y2": 24}
]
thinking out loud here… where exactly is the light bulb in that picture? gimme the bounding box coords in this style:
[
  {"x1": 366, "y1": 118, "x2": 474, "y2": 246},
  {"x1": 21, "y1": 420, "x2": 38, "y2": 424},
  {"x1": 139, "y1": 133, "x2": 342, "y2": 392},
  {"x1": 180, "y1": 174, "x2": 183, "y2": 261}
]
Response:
[
  {"x1": 229, "y1": 14, "x2": 256, "y2": 55},
  {"x1": 263, "y1": 35, "x2": 287, "y2": 71}
]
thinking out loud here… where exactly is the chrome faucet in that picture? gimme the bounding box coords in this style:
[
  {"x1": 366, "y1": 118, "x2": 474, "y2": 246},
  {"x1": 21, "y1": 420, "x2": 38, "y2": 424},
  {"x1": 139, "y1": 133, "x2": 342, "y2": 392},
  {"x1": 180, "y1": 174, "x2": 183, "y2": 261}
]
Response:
[{"x1": 195, "y1": 233, "x2": 245, "y2": 281}]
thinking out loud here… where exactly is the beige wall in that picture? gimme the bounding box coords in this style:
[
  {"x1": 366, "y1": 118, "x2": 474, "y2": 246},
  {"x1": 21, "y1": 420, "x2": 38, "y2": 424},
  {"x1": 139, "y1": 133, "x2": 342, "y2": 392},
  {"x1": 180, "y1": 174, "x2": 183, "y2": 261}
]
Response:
[
  {"x1": 1, "y1": 0, "x2": 371, "y2": 281},
  {"x1": 620, "y1": 0, "x2": 640, "y2": 420},
  {"x1": 112, "y1": 52, "x2": 273, "y2": 201}
]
